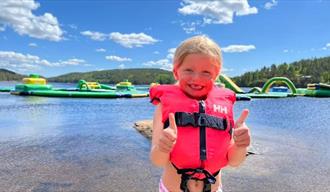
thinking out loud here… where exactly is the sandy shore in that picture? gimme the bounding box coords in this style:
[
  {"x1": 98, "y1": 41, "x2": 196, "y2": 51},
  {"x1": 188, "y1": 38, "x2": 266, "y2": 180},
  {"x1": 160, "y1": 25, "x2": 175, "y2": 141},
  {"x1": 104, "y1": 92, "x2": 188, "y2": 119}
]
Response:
[{"x1": 133, "y1": 120, "x2": 330, "y2": 192}]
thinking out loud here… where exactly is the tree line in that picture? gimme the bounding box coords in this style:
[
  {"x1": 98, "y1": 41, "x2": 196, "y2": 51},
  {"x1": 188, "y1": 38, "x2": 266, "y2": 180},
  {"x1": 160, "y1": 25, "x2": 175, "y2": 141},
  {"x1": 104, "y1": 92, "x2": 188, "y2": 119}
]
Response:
[
  {"x1": 1, "y1": 56, "x2": 329, "y2": 87},
  {"x1": 47, "y1": 68, "x2": 175, "y2": 84},
  {"x1": 232, "y1": 56, "x2": 330, "y2": 88},
  {"x1": 0, "y1": 69, "x2": 25, "y2": 81}
]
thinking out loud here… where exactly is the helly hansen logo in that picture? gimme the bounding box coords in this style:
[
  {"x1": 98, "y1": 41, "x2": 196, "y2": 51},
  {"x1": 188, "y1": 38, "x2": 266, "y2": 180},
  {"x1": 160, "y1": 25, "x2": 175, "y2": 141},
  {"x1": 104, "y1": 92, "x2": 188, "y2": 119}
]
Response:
[{"x1": 213, "y1": 104, "x2": 228, "y2": 114}]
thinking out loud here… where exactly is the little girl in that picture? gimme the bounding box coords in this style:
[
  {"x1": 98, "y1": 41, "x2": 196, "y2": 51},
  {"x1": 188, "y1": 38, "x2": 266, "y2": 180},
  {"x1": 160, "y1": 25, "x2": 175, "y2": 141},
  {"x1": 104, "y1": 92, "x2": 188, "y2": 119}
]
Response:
[{"x1": 150, "y1": 35, "x2": 250, "y2": 192}]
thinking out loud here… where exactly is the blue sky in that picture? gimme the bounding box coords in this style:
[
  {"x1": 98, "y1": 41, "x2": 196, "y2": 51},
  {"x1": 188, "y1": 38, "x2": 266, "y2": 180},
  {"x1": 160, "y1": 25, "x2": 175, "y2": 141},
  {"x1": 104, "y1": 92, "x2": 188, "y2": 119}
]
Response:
[{"x1": 1, "y1": 0, "x2": 330, "y2": 78}]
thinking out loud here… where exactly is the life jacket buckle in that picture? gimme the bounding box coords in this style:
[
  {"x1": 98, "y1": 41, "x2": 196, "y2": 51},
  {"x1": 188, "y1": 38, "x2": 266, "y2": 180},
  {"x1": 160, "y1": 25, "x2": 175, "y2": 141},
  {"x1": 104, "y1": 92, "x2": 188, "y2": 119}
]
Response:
[
  {"x1": 206, "y1": 176, "x2": 216, "y2": 184},
  {"x1": 196, "y1": 113, "x2": 207, "y2": 127}
]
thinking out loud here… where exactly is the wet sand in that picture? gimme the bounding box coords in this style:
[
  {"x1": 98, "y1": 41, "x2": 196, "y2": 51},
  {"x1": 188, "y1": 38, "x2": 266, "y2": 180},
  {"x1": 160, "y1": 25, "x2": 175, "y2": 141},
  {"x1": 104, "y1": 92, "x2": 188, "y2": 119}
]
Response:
[{"x1": 0, "y1": 136, "x2": 161, "y2": 192}]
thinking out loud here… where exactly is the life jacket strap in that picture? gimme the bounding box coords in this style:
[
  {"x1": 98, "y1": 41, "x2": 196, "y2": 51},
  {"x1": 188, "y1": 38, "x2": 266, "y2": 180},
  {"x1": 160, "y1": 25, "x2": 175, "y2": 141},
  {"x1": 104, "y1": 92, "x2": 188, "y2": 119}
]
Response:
[
  {"x1": 172, "y1": 163, "x2": 218, "y2": 192},
  {"x1": 163, "y1": 112, "x2": 227, "y2": 130}
]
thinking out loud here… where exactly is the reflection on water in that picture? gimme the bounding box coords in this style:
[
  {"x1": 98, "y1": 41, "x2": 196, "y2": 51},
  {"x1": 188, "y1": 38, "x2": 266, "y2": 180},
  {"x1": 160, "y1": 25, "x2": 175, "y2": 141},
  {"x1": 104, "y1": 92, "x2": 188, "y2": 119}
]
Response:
[{"x1": 0, "y1": 84, "x2": 330, "y2": 191}]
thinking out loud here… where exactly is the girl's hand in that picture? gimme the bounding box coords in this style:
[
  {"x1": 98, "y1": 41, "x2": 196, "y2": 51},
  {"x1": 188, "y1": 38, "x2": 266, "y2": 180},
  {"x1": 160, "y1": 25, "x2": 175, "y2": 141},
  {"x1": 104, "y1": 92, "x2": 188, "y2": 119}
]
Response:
[
  {"x1": 157, "y1": 113, "x2": 177, "y2": 153},
  {"x1": 233, "y1": 109, "x2": 250, "y2": 148}
]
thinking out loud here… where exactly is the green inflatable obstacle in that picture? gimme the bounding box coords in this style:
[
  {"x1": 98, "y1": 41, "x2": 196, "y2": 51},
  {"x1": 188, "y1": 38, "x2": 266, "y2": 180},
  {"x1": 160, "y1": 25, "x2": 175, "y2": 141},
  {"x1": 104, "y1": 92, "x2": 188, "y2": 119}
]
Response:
[
  {"x1": 11, "y1": 75, "x2": 52, "y2": 95},
  {"x1": 116, "y1": 79, "x2": 135, "y2": 90},
  {"x1": 304, "y1": 83, "x2": 330, "y2": 97},
  {"x1": 217, "y1": 75, "x2": 294, "y2": 98},
  {"x1": 261, "y1": 77, "x2": 297, "y2": 94},
  {"x1": 216, "y1": 74, "x2": 329, "y2": 98},
  {"x1": 11, "y1": 76, "x2": 148, "y2": 98},
  {"x1": 245, "y1": 77, "x2": 296, "y2": 98},
  {"x1": 248, "y1": 87, "x2": 262, "y2": 93},
  {"x1": 217, "y1": 74, "x2": 244, "y2": 94},
  {"x1": 0, "y1": 87, "x2": 12, "y2": 92}
]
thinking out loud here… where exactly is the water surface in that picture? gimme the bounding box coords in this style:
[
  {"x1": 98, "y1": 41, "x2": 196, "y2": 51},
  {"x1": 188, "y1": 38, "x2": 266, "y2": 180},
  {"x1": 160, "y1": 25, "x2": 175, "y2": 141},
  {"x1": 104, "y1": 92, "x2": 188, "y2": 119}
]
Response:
[{"x1": 0, "y1": 82, "x2": 329, "y2": 192}]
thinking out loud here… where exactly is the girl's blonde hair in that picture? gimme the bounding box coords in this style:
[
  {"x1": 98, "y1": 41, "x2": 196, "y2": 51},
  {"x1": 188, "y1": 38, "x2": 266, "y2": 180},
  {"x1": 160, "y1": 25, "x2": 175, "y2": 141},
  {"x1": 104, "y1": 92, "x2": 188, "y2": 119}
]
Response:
[{"x1": 173, "y1": 35, "x2": 222, "y2": 70}]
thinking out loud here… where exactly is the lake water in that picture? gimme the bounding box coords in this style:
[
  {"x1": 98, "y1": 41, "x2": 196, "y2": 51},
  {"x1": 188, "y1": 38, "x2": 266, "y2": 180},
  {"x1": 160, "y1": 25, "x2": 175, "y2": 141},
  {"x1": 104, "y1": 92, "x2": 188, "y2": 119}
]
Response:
[{"x1": 0, "y1": 82, "x2": 329, "y2": 192}]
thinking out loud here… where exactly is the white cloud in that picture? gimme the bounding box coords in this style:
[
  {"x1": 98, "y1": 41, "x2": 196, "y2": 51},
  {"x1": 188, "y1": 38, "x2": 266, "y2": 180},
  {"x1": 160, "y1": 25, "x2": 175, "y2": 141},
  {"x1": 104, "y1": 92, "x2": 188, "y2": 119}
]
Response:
[
  {"x1": 180, "y1": 21, "x2": 202, "y2": 34},
  {"x1": 283, "y1": 49, "x2": 289, "y2": 53},
  {"x1": 153, "y1": 51, "x2": 160, "y2": 54},
  {"x1": 322, "y1": 43, "x2": 330, "y2": 50},
  {"x1": 118, "y1": 64, "x2": 125, "y2": 69},
  {"x1": 0, "y1": 25, "x2": 5, "y2": 31},
  {"x1": 105, "y1": 55, "x2": 132, "y2": 62},
  {"x1": 0, "y1": 0, "x2": 63, "y2": 41},
  {"x1": 0, "y1": 51, "x2": 87, "y2": 73},
  {"x1": 80, "y1": 31, "x2": 159, "y2": 48},
  {"x1": 96, "y1": 48, "x2": 106, "y2": 52},
  {"x1": 167, "y1": 48, "x2": 176, "y2": 60},
  {"x1": 222, "y1": 44, "x2": 256, "y2": 53},
  {"x1": 110, "y1": 32, "x2": 158, "y2": 48},
  {"x1": 57, "y1": 58, "x2": 86, "y2": 66},
  {"x1": 143, "y1": 59, "x2": 172, "y2": 71},
  {"x1": 0, "y1": 51, "x2": 51, "y2": 66},
  {"x1": 69, "y1": 24, "x2": 77, "y2": 29},
  {"x1": 265, "y1": 0, "x2": 278, "y2": 10},
  {"x1": 28, "y1": 43, "x2": 37, "y2": 47},
  {"x1": 143, "y1": 48, "x2": 176, "y2": 70},
  {"x1": 178, "y1": 0, "x2": 258, "y2": 24},
  {"x1": 81, "y1": 31, "x2": 107, "y2": 41}
]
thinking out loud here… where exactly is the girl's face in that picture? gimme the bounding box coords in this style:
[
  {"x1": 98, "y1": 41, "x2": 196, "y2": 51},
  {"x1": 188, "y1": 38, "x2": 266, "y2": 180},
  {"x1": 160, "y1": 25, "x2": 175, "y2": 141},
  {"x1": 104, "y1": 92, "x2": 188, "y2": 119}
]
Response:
[{"x1": 173, "y1": 53, "x2": 220, "y2": 99}]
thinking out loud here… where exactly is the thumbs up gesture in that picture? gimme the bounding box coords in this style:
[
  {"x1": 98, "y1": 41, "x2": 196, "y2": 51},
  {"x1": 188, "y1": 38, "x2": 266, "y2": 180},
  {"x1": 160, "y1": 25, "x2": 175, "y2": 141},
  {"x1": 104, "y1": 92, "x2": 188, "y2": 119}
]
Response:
[
  {"x1": 233, "y1": 109, "x2": 251, "y2": 148},
  {"x1": 158, "y1": 113, "x2": 178, "y2": 153}
]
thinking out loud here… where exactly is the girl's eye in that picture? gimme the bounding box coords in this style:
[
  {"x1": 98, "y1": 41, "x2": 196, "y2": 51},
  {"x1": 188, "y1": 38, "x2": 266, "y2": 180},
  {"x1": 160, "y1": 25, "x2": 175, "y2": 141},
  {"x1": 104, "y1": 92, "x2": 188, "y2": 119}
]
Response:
[
  {"x1": 183, "y1": 69, "x2": 194, "y2": 75},
  {"x1": 202, "y1": 71, "x2": 211, "y2": 75},
  {"x1": 184, "y1": 69, "x2": 193, "y2": 72},
  {"x1": 201, "y1": 71, "x2": 212, "y2": 78}
]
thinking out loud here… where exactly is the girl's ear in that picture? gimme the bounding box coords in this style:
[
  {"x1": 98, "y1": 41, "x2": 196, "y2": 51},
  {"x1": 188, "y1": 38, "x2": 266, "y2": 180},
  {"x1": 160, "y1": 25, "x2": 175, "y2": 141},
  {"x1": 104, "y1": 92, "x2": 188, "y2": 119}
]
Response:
[
  {"x1": 214, "y1": 64, "x2": 221, "y2": 80},
  {"x1": 173, "y1": 66, "x2": 179, "y2": 80}
]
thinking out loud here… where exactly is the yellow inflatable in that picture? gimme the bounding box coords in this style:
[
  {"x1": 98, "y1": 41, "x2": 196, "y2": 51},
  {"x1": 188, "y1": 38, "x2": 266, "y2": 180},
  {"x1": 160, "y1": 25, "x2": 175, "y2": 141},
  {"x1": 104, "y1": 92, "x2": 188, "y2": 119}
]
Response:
[
  {"x1": 22, "y1": 74, "x2": 47, "y2": 85},
  {"x1": 86, "y1": 82, "x2": 101, "y2": 89}
]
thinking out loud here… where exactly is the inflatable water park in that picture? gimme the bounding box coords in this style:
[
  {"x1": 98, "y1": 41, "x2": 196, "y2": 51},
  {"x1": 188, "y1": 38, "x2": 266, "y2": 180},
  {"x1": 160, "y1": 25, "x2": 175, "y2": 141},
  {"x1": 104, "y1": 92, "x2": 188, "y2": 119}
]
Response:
[
  {"x1": 8, "y1": 74, "x2": 149, "y2": 98},
  {"x1": 217, "y1": 74, "x2": 330, "y2": 99},
  {"x1": 0, "y1": 74, "x2": 329, "y2": 99}
]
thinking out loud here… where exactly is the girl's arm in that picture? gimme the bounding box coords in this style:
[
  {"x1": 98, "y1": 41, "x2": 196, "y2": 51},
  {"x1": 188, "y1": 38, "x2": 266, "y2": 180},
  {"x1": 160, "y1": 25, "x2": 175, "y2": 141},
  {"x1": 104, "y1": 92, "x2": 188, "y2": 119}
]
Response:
[
  {"x1": 150, "y1": 104, "x2": 172, "y2": 167},
  {"x1": 227, "y1": 109, "x2": 250, "y2": 167},
  {"x1": 227, "y1": 139, "x2": 248, "y2": 167}
]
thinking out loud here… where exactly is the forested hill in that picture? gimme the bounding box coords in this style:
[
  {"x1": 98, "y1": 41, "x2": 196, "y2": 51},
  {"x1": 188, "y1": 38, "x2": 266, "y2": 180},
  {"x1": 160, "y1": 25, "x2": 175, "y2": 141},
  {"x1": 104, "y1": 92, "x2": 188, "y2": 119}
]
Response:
[
  {"x1": 0, "y1": 69, "x2": 25, "y2": 81},
  {"x1": 2, "y1": 55, "x2": 330, "y2": 87},
  {"x1": 48, "y1": 68, "x2": 174, "y2": 84},
  {"x1": 232, "y1": 56, "x2": 330, "y2": 88}
]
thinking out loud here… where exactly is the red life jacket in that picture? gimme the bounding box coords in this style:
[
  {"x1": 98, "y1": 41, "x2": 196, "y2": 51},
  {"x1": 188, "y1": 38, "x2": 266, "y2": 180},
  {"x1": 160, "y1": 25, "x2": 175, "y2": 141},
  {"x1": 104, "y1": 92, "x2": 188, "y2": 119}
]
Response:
[{"x1": 150, "y1": 84, "x2": 236, "y2": 180}]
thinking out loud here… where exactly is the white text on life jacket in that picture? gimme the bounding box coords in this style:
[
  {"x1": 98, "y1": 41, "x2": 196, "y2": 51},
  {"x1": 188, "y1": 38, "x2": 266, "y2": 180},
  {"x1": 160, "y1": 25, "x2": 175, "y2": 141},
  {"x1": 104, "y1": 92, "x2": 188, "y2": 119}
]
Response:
[{"x1": 213, "y1": 104, "x2": 228, "y2": 114}]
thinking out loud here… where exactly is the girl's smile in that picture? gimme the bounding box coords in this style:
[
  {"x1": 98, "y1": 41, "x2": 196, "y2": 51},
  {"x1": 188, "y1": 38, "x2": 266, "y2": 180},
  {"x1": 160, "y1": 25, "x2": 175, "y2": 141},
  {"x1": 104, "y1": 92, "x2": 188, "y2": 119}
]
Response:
[{"x1": 173, "y1": 53, "x2": 220, "y2": 99}]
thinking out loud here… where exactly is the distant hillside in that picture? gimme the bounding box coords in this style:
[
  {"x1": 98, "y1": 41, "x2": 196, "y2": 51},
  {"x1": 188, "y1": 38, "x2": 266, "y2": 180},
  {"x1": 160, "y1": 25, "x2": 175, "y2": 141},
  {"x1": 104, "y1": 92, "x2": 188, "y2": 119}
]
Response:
[
  {"x1": 0, "y1": 69, "x2": 25, "y2": 81},
  {"x1": 2, "y1": 55, "x2": 329, "y2": 87},
  {"x1": 232, "y1": 56, "x2": 330, "y2": 88},
  {"x1": 48, "y1": 68, "x2": 175, "y2": 84}
]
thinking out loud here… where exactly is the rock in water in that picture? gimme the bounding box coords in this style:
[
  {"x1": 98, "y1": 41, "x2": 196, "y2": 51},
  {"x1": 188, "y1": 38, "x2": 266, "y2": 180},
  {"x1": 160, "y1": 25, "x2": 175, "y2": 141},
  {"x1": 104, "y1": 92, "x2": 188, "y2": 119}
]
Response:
[{"x1": 133, "y1": 120, "x2": 153, "y2": 139}]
